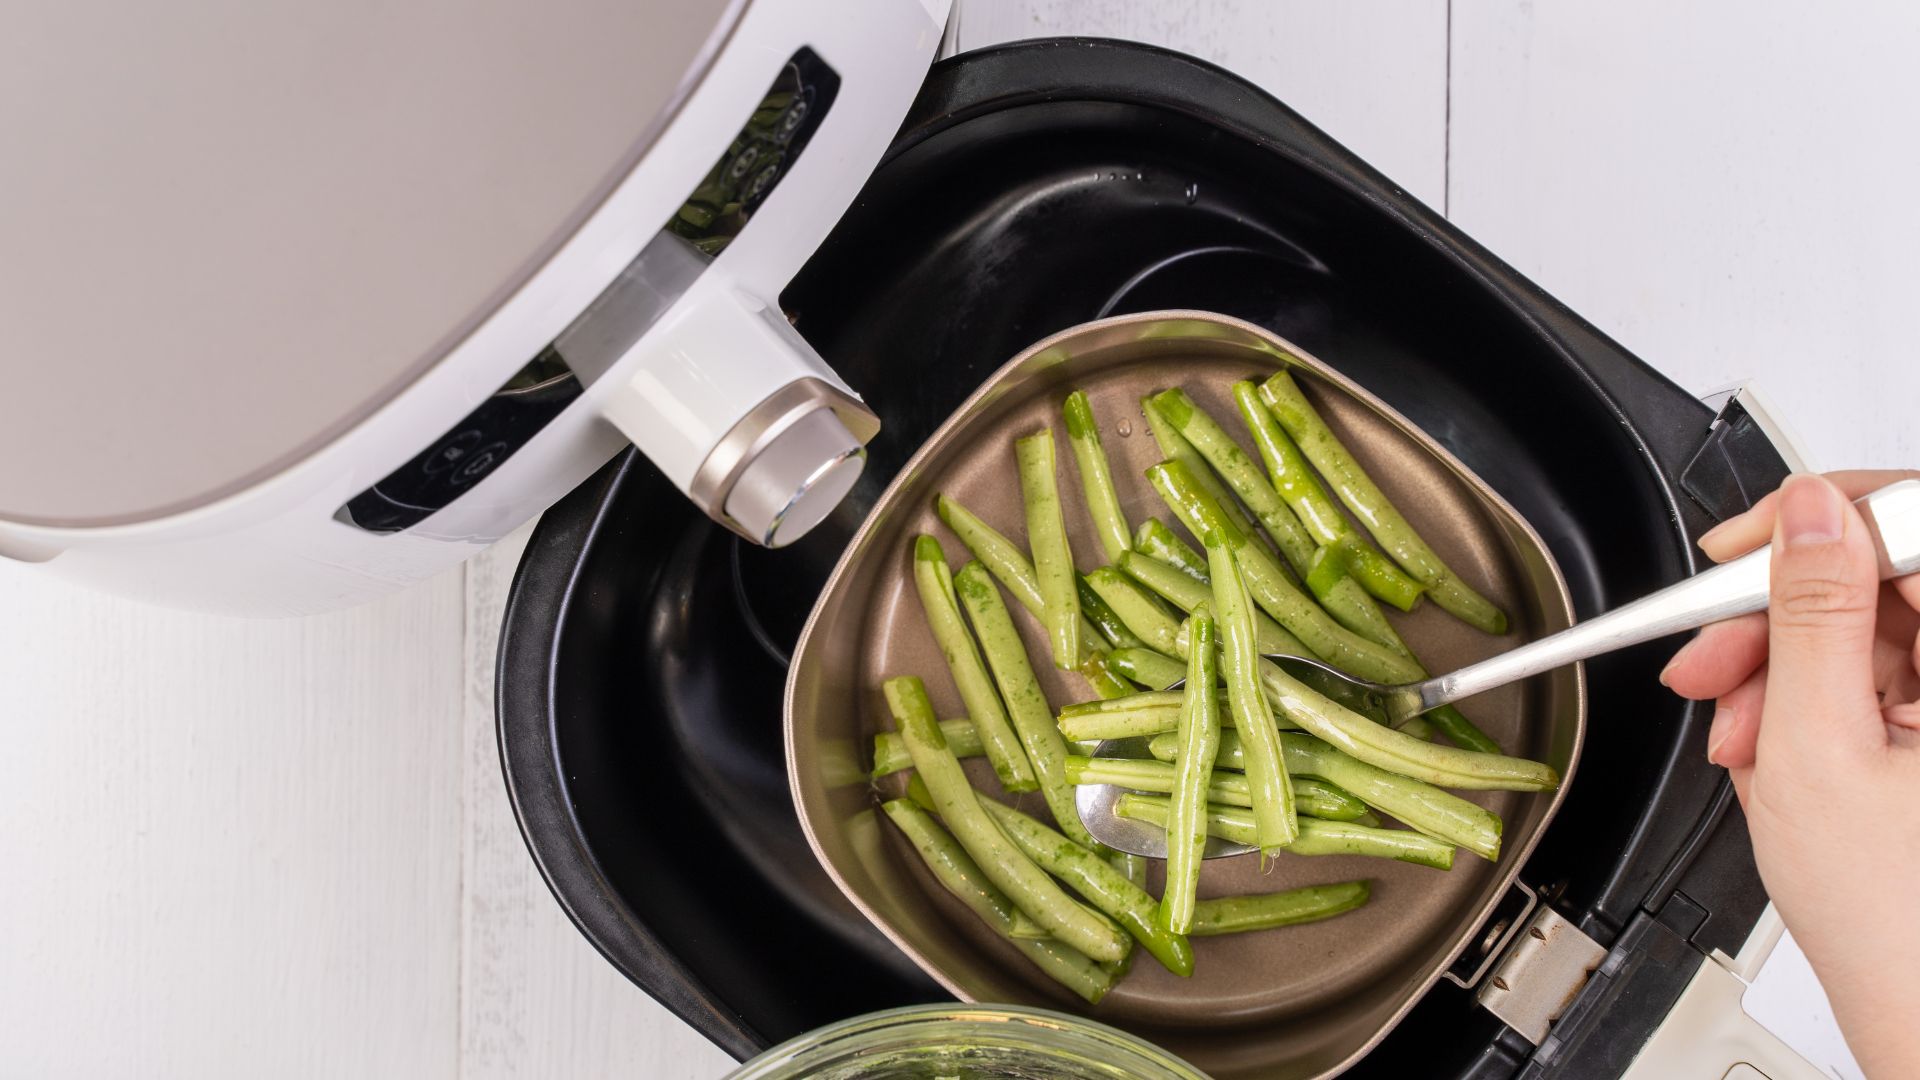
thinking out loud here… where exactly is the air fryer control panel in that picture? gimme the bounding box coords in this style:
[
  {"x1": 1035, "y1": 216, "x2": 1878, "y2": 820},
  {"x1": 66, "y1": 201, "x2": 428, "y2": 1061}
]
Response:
[{"x1": 335, "y1": 48, "x2": 841, "y2": 535}]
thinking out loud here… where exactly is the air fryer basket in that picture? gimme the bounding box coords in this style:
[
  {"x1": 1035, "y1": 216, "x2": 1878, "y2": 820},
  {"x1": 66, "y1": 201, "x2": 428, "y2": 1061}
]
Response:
[{"x1": 497, "y1": 39, "x2": 1773, "y2": 1078}]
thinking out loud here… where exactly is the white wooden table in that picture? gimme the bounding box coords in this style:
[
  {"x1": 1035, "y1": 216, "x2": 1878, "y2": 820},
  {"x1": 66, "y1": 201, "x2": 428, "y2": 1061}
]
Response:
[{"x1": 4, "y1": 3, "x2": 1914, "y2": 1076}]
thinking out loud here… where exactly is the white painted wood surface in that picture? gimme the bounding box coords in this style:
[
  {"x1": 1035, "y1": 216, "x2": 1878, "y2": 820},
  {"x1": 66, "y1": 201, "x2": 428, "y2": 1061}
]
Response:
[{"x1": 2, "y1": 3, "x2": 1911, "y2": 1077}]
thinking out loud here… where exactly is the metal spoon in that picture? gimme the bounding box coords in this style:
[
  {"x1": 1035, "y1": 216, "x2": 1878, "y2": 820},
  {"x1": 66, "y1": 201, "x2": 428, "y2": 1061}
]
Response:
[{"x1": 1079, "y1": 479, "x2": 1920, "y2": 858}]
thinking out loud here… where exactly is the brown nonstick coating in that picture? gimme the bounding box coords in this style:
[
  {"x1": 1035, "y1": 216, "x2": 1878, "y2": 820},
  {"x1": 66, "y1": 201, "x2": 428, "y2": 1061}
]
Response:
[{"x1": 788, "y1": 312, "x2": 1583, "y2": 1080}]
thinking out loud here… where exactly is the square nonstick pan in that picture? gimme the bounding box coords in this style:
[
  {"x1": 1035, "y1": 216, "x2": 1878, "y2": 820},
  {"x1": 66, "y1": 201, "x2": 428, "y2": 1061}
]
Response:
[{"x1": 787, "y1": 311, "x2": 1585, "y2": 1080}]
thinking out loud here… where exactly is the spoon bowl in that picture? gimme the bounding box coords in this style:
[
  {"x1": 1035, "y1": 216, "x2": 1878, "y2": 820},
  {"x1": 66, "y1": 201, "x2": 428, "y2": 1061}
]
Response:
[{"x1": 1073, "y1": 738, "x2": 1257, "y2": 859}]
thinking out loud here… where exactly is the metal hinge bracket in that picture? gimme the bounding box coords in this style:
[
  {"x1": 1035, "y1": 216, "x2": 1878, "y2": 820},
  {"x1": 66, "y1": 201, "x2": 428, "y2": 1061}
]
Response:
[{"x1": 1475, "y1": 903, "x2": 1609, "y2": 1045}]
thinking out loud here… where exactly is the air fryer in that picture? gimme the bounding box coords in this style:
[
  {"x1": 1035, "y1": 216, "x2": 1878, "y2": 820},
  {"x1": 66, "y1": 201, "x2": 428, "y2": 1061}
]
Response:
[{"x1": 494, "y1": 39, "x2": 1793, "y2": 1078}]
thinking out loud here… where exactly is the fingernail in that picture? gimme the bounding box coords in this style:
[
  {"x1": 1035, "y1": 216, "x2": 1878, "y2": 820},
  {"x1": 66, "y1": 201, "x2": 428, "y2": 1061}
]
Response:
[
  {"x1": 1706, "y1": 706, "x2": 1734, "y2": 765},
  {"x1": 1778, "y1": 474, "x2": 1844, "y2": 548},
  {"x1": 1658, "y1": 639, "x2": 1695, "y2": 687},
  {"x1": 1697, "y1": 518, "x2": 1736, "y2": 552}
]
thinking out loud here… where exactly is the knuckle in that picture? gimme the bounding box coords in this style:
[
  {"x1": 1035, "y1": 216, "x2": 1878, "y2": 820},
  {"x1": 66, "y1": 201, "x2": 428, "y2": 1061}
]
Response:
[{"x1": 1771, "y1": 573, "x2": 1875, "y2": 625}]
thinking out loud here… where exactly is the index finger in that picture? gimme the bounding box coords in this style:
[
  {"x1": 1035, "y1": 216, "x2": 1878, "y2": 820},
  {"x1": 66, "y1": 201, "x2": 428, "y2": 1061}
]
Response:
[{"x1": 1697, "y1": 469, "x2": 1920, "y2": 611}]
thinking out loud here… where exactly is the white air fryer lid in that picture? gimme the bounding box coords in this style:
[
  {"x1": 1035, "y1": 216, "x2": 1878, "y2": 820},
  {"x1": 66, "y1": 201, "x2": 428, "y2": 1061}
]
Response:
[{"x1": 0, "y1": 0, "x2": 742, "y2": 529}]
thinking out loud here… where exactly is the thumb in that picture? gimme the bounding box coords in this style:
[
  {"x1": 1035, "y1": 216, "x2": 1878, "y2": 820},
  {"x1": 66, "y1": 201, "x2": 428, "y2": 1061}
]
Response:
[{"x1": 1758, "y1": 474, "x2": 1884, "y2": 756}]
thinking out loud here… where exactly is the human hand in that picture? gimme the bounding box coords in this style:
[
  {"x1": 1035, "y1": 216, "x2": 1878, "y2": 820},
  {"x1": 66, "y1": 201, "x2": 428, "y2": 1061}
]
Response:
[{"x1": 1660, "y1": 470, "x2": 1920, "y2": 1078}]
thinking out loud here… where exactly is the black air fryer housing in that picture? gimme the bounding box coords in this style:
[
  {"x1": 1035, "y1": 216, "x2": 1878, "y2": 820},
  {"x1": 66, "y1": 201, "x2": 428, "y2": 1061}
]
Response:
[{"x1": 495, "y1": 40, "x2": 1788, "y2": 1078}]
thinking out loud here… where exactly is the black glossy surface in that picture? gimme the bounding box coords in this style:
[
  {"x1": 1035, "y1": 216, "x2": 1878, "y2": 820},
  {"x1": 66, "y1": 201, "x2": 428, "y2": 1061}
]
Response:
[{"x1": 498, "y1": 39, "x2": 1764, "y2": 1074}]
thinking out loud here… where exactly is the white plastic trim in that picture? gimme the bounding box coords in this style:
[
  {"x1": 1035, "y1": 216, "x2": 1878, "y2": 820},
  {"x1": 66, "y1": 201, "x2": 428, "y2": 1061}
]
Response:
[{"x1": 0, "y1": 0, "x2": 949, "y2": 614}]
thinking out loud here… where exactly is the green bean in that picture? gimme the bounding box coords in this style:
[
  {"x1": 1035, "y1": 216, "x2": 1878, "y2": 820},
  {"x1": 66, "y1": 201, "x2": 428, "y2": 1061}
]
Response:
[
  {"x1": 1147, "y1": 460, "x2": 1422, "y2": 685},
  {"x1": 879, "y1": 798, "x2": 1117, "y2": 1003},
  {"x1": 1188, "y1": 881, "x2": 1371, "y2": 936},
  {"x1": 905, "y1": 774, "x2": 1131, "y2": 949},
  {"x1": 1110, "y1": 850, "x2": 1149, "y2": 890},
  {"x1": 1065, "y1": 755, "x2": 1370, "y2": 821},
  {"x1": 1160, "y1": 607, "x2": 1218, "y2": 934},
  {"x1": 1305, "y1": 542, "x2": 1413, "y2": 655},
  {"x1": 1078, "y1": 576, "x2": 1146, "y2": 651},
  {"x1": 1141, "y1": 394, "x2": 1272, "y2": 559},
  {"x1": 913, "y1": 536, "x2": 1037, "y2": 790},
  {"x1": 1114, "y1": 794, "x2": 1455, "y2": 870},
  {"x1": 1014, "y1": 430, "x2": 1080, "y2": 669},
  {"x1": 1061, "y1": 689, "x2": 1193, "y2": 716},
  {"x1": 886, "y1": 677, "x2": 1127, "y2": 961},
  {"x1": 1261, "y1": 648, "x2": 1553, "y2": 791},
  {"x1": 953, "y1": 565, "x2": 1100, "y2": 847},
  {"x1": 1149, "y1": 388, "x2": 1318, "y2": 577},
  {"x1": 1058, "y1": 706, "x2": 1181, "y2": 743},
  {"x1": 1234, "y1": 381, "x2": 1424, "y2": 611},
  {"x1": 1083, "y1": 566, "x2": 1182, "y2": 657},
  {"x1": 1133, "y1": 518, "x2": 1209, "y2": 582},
  {"x1": 1396, "y1": 715, "x2": 1438, "y2": 742},
  {"x1": 873, "y1": 718, "x2": 978, "y2": 778},
  {"x1": 1056, "y1": 689, "x2": 1217, "y2": 742},
  {"x1": 1107, "y1": 647, "x2": 1189, "y2": 691},
  {"x1": 1063, "y1": 390, "x2": 1133, "y2": 563},
  {"x1": 1009, "y1": 908, "x2": 1052, "y2": 939},
  {"x1": 1259, "y1": 371, "x2": 1509, "y2": 634},
  {"x1": 1208, "y1": 538, "x2": 1297, "y2": 851},
  {"x1": 1119, "y1": 550, "x2": 1311, "y2": 660},
  {"x1": 977, "y1": 798, "x2": 1194, "y2": 977},
  {"x1": 1079, "y1": 650, "x2": 1135, "y2": 701},
  {"x1": 1148, "y1": 729, "x2": 1504, "y2": 860},
  {"x1": 1303, "y1": 543, "x2": 1502, "y2": 754},
  {"x1": 935, "y1": 494, "x2": 1105, "y2": 660}
]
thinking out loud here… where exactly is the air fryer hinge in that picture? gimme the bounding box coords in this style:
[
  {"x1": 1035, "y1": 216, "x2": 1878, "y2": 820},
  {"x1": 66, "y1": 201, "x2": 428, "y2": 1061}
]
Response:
[{"x1": 1474, "y1": 903, "x2": 1608, "y2": 1045}]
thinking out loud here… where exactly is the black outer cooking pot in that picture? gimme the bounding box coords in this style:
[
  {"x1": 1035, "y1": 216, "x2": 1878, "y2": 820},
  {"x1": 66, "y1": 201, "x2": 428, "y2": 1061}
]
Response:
[{"x1": 496, "y1": 40, "x2": 1790, "y2": 1078}]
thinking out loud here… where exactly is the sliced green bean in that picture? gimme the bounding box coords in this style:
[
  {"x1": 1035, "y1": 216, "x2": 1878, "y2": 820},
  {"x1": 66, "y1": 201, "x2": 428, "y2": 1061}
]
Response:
[
  {"x1": 1063, "y1": 390, "x2": 1133, "y2": 563},
  {"x1": 886, "y1": 676, "x2": 1127, "y2": 962},
  {"x1": 1189, "y1": 881, "x2": 1371, "y2": 936},
  {"x1": 1160, "y1": 607, "x2": 1217, "y2": 934},
  {"x1": 913, "y1": 535, "x2": 1037, "y2": 791},
  {"x1": 1396, "y1": 715, "x2": 1438, "y2": 742},
  {"x1": 1083, "y1": 566, "x2": 1182, "y2": 657},
  {"x1": 1142, "y1": 394, "x2": 1273, "y2": 559},
  {"x1": 873, "y1": 718, "x2": 979, "y2": 778},
  {"x1": 880, "y1": 798, "x2": 1116, "y2": 1003},
  {"x1": 1150, "y1": 388, "x2": 1318, "y2": 577},
  {"x1": 1148, "y1": 728, "x2": 1505, "y2": 860},
  {"x1": 1253, "y1": 649, "x2": 1549, "y2": 790},
  {"x1": 1058, "y1": 689, "x2": 1208, "y2": 742},
  {"x1": 1259, "y1": 371, "x2": 1509, "y2": 634},
  {"x1": 1305, "y1": 542, "x2": 1412, "y2": 653},
  {"x1": 905, "y1": 774, "x2": 1129, "y2": 946},
  {"x1": 1014, "y1": 430, "x2": 1080, "y2": 669},
  {"x1": 1119, "y1": 550, "x2": 1311, "y2": 660},
  {"x1": 1078, "y1": 576, "x2": 1146, "y2": 651},
  {"x1": 1303, "y1": 543, "x2": 1502, "y2": 754},
  {"x1": 1058, "y1": 706, "x2": 1181, "y2": 743},
  {"x1": 1079, "y1": 650, "x2": 1134, "y2": 701},
  {"x1": 1133, "y1": 518, "x2": 1210, "y2": 582},
  {"x1": 977, "y1": 798, "x2": 1193, "y2": 977},
  {"x1": 1107, "y1": 647, "x2": 1188, "y2": 691},
  {"x1": 1114, "y1": 794, "x2": 1455, "y2": 870},
  {"x1": 1234, "y1": 381, "x2": 1424, "y2": 611},
  {"x1": 1066, "y1": 755, "x2": 1369, "y2": 821},
  {"x1": 1009, "y1": 908, "x2": 1052, "y2": 939},
  {"x1": 1147, "y1": 460, "x2": 1422, "y2": 685},
  {"x1": 1208, "y1": 539, "x2": 1297, "y2": 851},
  {"x1": 935, "y1": 494, "x2": 1105, "y2": 660},
  {"x1": 953, "y1": 564, "x2": 1099, "y2": 847}
]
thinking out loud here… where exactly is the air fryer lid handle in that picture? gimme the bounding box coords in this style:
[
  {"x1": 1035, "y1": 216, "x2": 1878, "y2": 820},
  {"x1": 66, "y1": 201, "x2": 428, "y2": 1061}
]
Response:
[{"x1": 597, "y1": 279, "x2": 879, "y2": 547}]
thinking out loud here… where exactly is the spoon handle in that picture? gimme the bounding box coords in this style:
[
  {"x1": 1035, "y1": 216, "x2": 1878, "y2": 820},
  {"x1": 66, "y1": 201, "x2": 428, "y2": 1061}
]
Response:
[{"x1": 1424, "y1": 479, "x2": 1920, "y2": 713}]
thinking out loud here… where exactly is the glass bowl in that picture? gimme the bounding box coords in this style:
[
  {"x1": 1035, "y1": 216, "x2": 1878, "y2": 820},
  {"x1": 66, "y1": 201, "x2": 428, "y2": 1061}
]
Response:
[{"x1": 723, "y1": 1004, "x2": 1210, "y2": 1079}]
